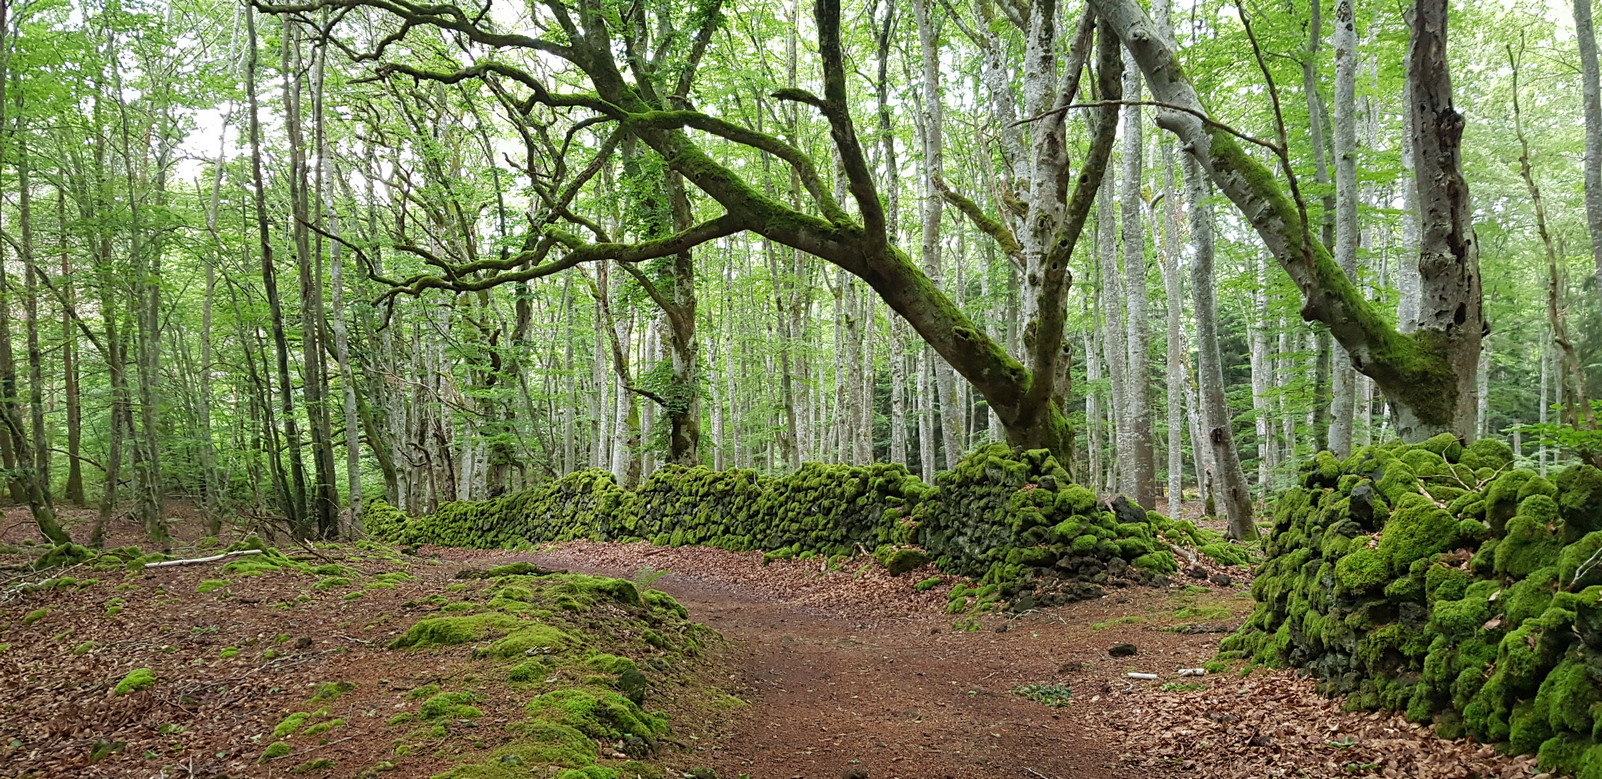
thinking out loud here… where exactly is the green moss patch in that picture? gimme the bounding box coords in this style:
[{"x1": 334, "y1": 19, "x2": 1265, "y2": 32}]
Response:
[{"x1": 113, "y1": 668, "x2": 155, "y2": 696}]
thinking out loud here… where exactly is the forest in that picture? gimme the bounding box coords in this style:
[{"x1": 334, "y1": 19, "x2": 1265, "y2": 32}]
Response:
[{"x1": 1, "y1": 0, "x2": 1601, "y2": 774}]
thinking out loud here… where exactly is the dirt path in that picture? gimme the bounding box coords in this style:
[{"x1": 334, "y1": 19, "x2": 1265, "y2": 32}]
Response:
[{"x1": 529, "y1": 543, "x2": 1174, "y2": 779}]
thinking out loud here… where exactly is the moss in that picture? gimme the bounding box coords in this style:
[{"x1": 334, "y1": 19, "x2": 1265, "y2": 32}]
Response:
[
  {"x1": 1418, "y1": 433, "x2": 1464, "y2": 462},
  {"x1": 1461, "y1": 438, "x2": 1514, "y2": 470},
  {"x1": 1334, "y1": 549, "x2": 1388, "y2": 594},
  {"x1": 310, "y1": 681, "x2": 356, "y2": 702},
  {"x1": 113, "y1": 668, "x2": 156, "y2": 695},
  {"x1": 1199, "y1": 542, "x2": 1250, "y2": 567},
  {"x1": 913, "y1": 576, "x2": 942, "y2": 591},
  {"x1": 1521, "y1": 493, "x2": 1562, "y2": 523},
  {"x1": 1535, "y1": 659, "x2": 1600, "y2": 736},
  {"x1": 1132, "y1": 551, "x2": 1177, "y2": 575},
  {"x1": 388, "y1": 613, "x2": 522, "y2": 649},
  {"x1": 481, "y1": 624, "x2": 575, "y2": 659},
  {"x1": 1376, "y1": 494, "x2": 1459, "y2": 574},
  {"x1": 549, "y1": 575, "x2": 642, "y2": 607},
  {"x1": 1375, "y1": 461, "x2": 1422, "y2": 504},
  {"x1": 1557, "y1": 465, "x2": 1602, "y2": 537},
  {"x1": 260, "y1": 742, "x2": 292, "y2": 762},
  {"x1": 291, "y1": 758, "x2": 335, "y2": 773},
  {"x1": 1497, "y1": 515, "x2": 1565, "y2": 579},
  {"x1": 1504, "y1": 567, "x2": 1559, "y2": 627},
  {"x1": 874, "y1": 545, "x2": 929, "y2": 576},
  {"x1": 1537, "y1": 733, "x2": 1590, "y2": 777},
  {"x1": 274, "y1": 711, "x2": 312, "y2": 738},
  {"x1": 1487, "y1": 469, "x2": 1541, "y2": 530},
  {"x1": 196, "y1": 579, "x2": 231, "y2": 594},
  {"x1": 1424, "y1": 562, "x2": 1472, "y2": 603},
  {"x1": 525, "y1": 688, "x2": 666, "y2": 746},
  {"x1": 22, "y1": 608, "x2": 49, "y2": 625},
  {"x1": 420, "y1": 691, "x2": 484, "y2": 721},
  {"x1": 312, "y1": 576, "x2": 352, "y2": 591}
]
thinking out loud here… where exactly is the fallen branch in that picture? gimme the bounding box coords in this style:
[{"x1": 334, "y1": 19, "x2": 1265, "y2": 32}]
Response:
[{"x1": 143, "y1": 549, "x2": 263, "y2": 568}]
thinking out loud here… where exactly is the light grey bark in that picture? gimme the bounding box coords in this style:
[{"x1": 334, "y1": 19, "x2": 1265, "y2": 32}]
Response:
[
  {"x1": 1476, "y1": 346, "x2": 1490, "y2": 438},
  {"x1": 1185, "y1": 155, "x2": 1257, "y2": 539},
  {"x1": 1083, "y1": 328, "x2": 1104, "y2": 494},
  {"x1": 1155, "y1": 0, "x2": 1182, "y2": 519},
  {"x1": 1248, "y1": 252, "x2": 1273, "y2": 495},
  {"x1": 1575, "y1": 0, "x2": 1602, "y2": 305},
  {"x1": 1398, "y1": 75, "x2": 1422, "y2": 333},
  {"x1": 912, "y1": 0, "x2": 961, "y2": 469},
  {"x1": 874, "y1": 0, "x2": 907, "y2": 465},
  {"x1": 1098, "y1": 182, "x2": 1129, "y2": 496},
  {"x1": 1120, "y1": 52, "x2": 1156, "y2": 510},
  {"x1": 1160, "y1": 198, "x2": 1184, "y2": 518},
  {"x1": 1328, "y1": 0, "x2": 1359, "y2": 457}
]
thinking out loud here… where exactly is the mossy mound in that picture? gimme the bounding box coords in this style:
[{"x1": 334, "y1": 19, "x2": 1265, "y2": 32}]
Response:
[
  {"x1": 1221, "y1": 440, "x2": 1602, "y2": 775},
  {"x1": 384, "y1": 571, "x2": 712, "y2": 778}
]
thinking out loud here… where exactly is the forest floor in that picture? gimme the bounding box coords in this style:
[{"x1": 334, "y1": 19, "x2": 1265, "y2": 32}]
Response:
[{"x1": 0, "y1": 506, "x2": 1536, "y2": 779}]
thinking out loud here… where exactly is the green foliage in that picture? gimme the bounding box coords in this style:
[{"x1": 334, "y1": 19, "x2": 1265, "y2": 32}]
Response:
[{"x1": 1012, "y1": 682, "x2": 1073, "y2": 707}]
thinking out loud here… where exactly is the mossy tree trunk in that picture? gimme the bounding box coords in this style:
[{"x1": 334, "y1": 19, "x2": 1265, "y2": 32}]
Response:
[{"x1": 1091, "y1": 0, "x2": 1483, "y2": 443}]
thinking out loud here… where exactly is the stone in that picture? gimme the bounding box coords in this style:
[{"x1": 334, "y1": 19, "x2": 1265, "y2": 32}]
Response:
[
  {"x1": 1210, "y1": 573, "x2": 1233, "y2": 587},
  {"x1": 1109, "y1": 643, "x2": 1137, "y2": 657},
  {"x1": 1187, "y1": 566, "x2": 1208, "y2": 580}
]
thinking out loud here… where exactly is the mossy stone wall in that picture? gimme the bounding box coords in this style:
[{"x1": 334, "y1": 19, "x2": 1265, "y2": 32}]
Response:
[
  {"x1": 1221, "y1": 434, "x2": 1602, "y2": 777},
  {"x1": 366, "y1": 446, "x2": 1225, "y2": 604}
]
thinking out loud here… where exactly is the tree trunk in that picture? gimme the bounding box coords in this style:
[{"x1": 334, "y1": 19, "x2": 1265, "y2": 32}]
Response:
[
  {"x1": 5, "y1": 102, "x2": 68, "y2": 546},
  {"x1": 1120, "y1": 52, "x2": 1156, "y2": 509},
  {"x1": 246, "y1": 4, "x2": 310, "y2": 534},
  {"x1": 1185, "y1": 155, "x2": 1256, "y2": 540},
  {"x1": 1575, "y1": 0, "x2": 1602, "y2": 306},
  {"x1": 1328, "y1": 0, "x2": 1360, "y2": 457},
  {"x1": 58, "y1": 190, "x2": 85, "y2": 506}
]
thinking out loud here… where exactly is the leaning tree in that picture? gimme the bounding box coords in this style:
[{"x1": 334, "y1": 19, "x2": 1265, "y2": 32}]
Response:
[
  {"x1": 1091, "y1": 0, "x2": 1484, "y2": 442},
  {"x1": 259, "y1": 0, "x2": 1127, "y2": 472}
]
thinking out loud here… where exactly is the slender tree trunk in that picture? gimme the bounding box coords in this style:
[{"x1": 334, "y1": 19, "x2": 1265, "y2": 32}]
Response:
[
  {"x1": 1098, "y1": 182, "x2": 1129, "y2": 495},
  {"x1": 1511, "y1": 44, "x2": 1594, "y2": 429},
  {"x1": 1120, "y1": 53, "x2": 1156, "y2": 509},
  {"x1": 285, "y1": 22, "x2": 340, "y2": 536},
  {"x1": 1248, "y1": 253, "x2": 1274, "y2": 495},
  {"x1": 1185, "y1": 156, "x2": 1256, "y2": 539},
  {"x1": 1575, "y1": 0, "x2": 1602, "y2": 305},
  {"x1": 6, "y1": 100, "x2": 68, "y2": 545},
  {"x1": 1328, "y1": 0, "x2": 1359, "y2": 456},
  {"x1": 58, "y1": 190, "x2": 84, "y2": 506},
  {"x1": 246, "y1": 5, "x2": 309, "y2": 534}
]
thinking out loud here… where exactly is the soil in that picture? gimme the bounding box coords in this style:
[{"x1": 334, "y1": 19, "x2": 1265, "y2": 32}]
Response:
[{"x1": 0, "y1": 506, "x2": 1533, "y2": 779}]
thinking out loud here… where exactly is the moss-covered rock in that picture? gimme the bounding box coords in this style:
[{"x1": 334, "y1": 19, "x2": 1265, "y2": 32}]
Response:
[{"x1": 1228, "y1": 441, "x2": 1602, "y2": 773}]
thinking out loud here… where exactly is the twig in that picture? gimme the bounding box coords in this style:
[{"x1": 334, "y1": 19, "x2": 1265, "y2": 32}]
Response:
[{"x1": 143, "y1": 549, "x2": 263, "y2": 568}]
